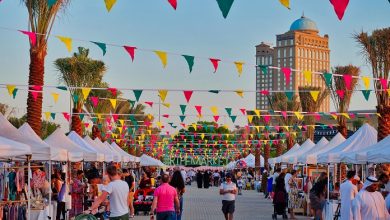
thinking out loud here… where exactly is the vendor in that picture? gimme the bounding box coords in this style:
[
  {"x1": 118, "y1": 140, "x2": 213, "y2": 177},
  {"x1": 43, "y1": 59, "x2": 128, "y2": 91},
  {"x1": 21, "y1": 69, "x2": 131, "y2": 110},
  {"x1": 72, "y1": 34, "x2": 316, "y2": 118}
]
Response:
[{"x1": 139, "y1": 172, "x2": 152, "y2": 189}]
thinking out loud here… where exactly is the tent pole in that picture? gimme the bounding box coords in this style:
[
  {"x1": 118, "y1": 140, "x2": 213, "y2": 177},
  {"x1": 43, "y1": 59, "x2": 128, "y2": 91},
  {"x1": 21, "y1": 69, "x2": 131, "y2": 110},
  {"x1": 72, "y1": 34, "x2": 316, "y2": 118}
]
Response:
[
  {"x1": 27, "y1": 156, "x2": 31, "y2": 220},
  {"x1": 48, "y1": 160, "x2": 52, "y2": 219},
  {"x1": 327, "y1": 163, "x2": 330, "y2": 200}
]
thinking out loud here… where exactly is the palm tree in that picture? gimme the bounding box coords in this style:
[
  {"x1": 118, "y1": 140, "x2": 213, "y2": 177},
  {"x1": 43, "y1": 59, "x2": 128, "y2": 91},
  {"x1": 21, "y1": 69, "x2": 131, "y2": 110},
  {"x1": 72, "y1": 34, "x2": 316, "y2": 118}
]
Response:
[
  {"x1": 355, "y1": 28, "x2": 390, "y2": 141},
  {"x1": 327, "y1": 66, "x2": 360, "y2": 137},
  {"x1": 299, "y1": 86, "x2": 329, "y2": 140},
  {"x1": 23, "y1": 0, "x2": 70, "y2": 137},
  {"x1": 54, "y1": 47, "x2": 106, "y2": 136}
]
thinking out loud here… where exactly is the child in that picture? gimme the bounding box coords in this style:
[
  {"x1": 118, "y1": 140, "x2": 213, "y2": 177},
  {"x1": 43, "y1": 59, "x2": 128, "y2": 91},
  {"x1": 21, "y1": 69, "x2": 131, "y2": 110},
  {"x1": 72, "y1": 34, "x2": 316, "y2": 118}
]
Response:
[{"x1": 237, "y1": 177, "x2": 243, "y2": 195}]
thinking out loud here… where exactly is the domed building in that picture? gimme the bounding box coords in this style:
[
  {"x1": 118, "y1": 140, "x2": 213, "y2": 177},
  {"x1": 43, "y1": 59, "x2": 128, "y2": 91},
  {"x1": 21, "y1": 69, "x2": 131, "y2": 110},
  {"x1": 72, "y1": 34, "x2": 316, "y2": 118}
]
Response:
[{"x1": 256, "y1": 15, "x2": 330, "y2": 112}]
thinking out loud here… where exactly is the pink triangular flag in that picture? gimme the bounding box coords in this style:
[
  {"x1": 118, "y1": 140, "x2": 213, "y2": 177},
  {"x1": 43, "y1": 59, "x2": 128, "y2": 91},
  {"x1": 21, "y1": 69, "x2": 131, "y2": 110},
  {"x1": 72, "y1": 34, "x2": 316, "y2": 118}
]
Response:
[
  {"x1": 162, "y1": 114, "x2": 169, "y2": 118},
  {"x1": 209, "y1": 58, "x2": 221, "y2": 73},
  {"x1": 145, "y1": 101, "x2": 153, "y2": 107},
  {"x1": 263, "y1": 115, "x2": 271, "y2": 124},
  {"x1": 167, "y1": 0, "x2": 177, "y2": 9},
  {"x1": 144, "y1": 121, "x2": 152, "y2": 127},
  {"x1": 240, "y1": 108, "x2": 246, "y2": 115},
  {"x1": 19, "y1": 30, "x2": 36, "y2": 46},
  {"x1": 274, "y1": 125, "x2": 280, "y2": 131},
  {"x1": 31, "y1": 85, "x2": 42, "y2": 91},
  {"x1": 195, "y1": 105, "x2": 202, "y2": 116},
  {"x1": 183, "y1": 90, "x2": 193, "y2": 103},
  {"x1": 84, "y1": 123, "x2": 90, "y2": 128},
  {"x1": 260, "y1": 90, "x2": 270, "y2": 96},
  {"x1": 336, "y1": 90, "x2": 345, "y2": 99},
  {"x1": 281, "y1": 111, "x2": 287, "y2": 119},
  {"x1": 314, "y1": 112, "x2": 321, "y2": 121},
  {"x1": 112, "y1": 114, "x2": 119, "y2": 122},
  {"x1": 281, "y1": 67, "x2": 291, "y2": 85},
  {"x1": 31, "y1": 91, "x2": 39, "y2": 101},
  {"x1": 123, "y1": 46, "x2": 136, "y2": 62},
  {"x1": 90, "y1": 96, "x2": 99, "y2": 107},
  {"x1": 328, "y1": 124, "x2": 334, "y2": 129},
  {"x1": 303, "y1": 125, "x2": 307, "y2": 131},
  {"x1": 107, "y1": 87, "x2": 117, "y2": 96},
  {"x1": 62, "y1": 112, "x2": 70, "y2": 121},
  {"x1": 213, "y1": 115, "x2": 220, "y2": 122},
  {"x1": 329, "y1": 0, "x2": 350, "y2": 20},
  {"x1": 380, "y1": 78, "x2": 388, "y2": 90},
  {"x1": 343, "y1": 75, "x2": 353, "y2": 90}
]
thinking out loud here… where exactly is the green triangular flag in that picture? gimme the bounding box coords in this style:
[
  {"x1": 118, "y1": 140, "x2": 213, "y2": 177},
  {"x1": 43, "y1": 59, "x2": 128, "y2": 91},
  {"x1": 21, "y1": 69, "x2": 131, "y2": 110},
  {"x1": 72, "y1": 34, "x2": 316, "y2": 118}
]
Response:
[
  {"x1": 230, "y1": 115, "x2": 237, "y2": 123},
  {"x1": 323, "y1": 73, "x2": 333, "y2": 87},
  {"x1": 91, "y1": 41, "x2": 107, "y2": 56},
  {"x1": 265, "y1": 125, "x2": 270, "y2": 131},
  {"x1": 216, "y1": 0, "x2": 235, "y2": 18},
  {"x1": 285, "y1": 91, "x2": 293, "y2": 100},
  {"x1": 182, "y1": 55, "x2": 195, "y2": 73},
  {"x1": 133, "y1": 90, "x2": 143, "y2": 102},
  {"x1": 180, "y1": 104, "x2": 187, "y2": 115},
  {"x1": 12, "y1": 88, "x2": 18, "y2": 99},
  {"x1": 208, "y1": 90, "x2": 220, "y2": 94},
  {"x1": 92, "y1": 118, "x2": 97, "y2": 123},
  {"x1": 73, "y1": 95, "x2": 79, "y2": 104},
  {"x1": 129, "y1": 115, "x2": 136, "y2": 122},
  {"x1": 56, "y1": 86, "x2": 68, "y2": 91},
  {"x1": 179, "y1": 115, "x2": 186, "y2": 123},
  {"x1": 101, "y1": 132, "x2": 105, "y2": 137},
  {"x1": 47, "y1": 0, "x2": 57, "y2": 7},
  {"x1": 50, "y1": 113, "x2": 56, "y2": 120},
  {"x1": 98, "y1": 124, "x2": 103, "y2": 130},
  {"x1": 128, "y1": 100, "x2": 136, "y2": 107},
  {"x1": 225, "y1": 108, "x2": 232, "y2": 116},
  {"x1": 79, "y1": 113, "x2": 85, "y2": 121},
  {"x1": 362, "y1": 90, "x2": 371, "y2": 101},
  {"x1": 258, "y1": 65, "x2": 268, "y2": 75}
]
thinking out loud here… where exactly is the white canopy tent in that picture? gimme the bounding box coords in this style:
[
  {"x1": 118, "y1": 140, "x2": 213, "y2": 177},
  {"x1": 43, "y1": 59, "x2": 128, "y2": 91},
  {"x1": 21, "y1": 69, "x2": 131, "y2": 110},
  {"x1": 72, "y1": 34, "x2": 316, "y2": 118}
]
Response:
[
  {"x1": 269, "y1": 143, "x2": 300, "y2": 164},
  {"x1": 68, "y1": 131, "x2": 105, "y2": 162},
  {"x1": 140, "y1": 154, "x2": 165, "y2": 167},
  {"x1": 84, "y1": 136, "x2": 114, "y2": 162},
  {"x1": 297, "y1": 137, "x2": 329, "y2": 164},
  {"x1": 18, "y1": 123, "x2": 68, "y2": 161},
  {"x1": 45, "y1": 128, "x2": 86, "y2": 162},
  {"x1": 226, "y1": 161, "x2": 236, "y2": 170},
  {"x1": 0, "y1": 136, "x2": 32, "y2": 160},
  {"x1": 286, "y1": 139, "x2": 315, "y2": 164},
  {"x1": 317, "y1": 123, "x2": 377, "y2": 164},
  {"x1": 244, "y1": 153, "x2": 264, "y2": 168},
  {"x1": 104, "y1": 141, "x2": 122, "y2": 162},
  {"x1": 111, "y1": 142, "x2": 139, "y2": 163},
  {"x1": 365, "y1": 135, "x2": 390, "y2": 163},
  {"x1": 305, "y1": 133, "x2": 346, "y2": 164}
]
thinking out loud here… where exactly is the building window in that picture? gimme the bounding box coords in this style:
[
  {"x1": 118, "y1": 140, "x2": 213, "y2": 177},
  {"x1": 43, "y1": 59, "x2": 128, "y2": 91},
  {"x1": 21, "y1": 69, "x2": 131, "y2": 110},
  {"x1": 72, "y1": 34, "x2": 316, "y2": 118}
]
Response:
[
  {"x1": 290, "y1": 39, "x2": 294, "y2": 45},
  {"x1": 278, "y1": 49, "x2": 281, "y2": 58},
  {"x1": 283, "y1": 49, "x2": 286, "y2": 57},
  {"x1": 289, "y1": 48, "x2": 293, "y2": 57}
]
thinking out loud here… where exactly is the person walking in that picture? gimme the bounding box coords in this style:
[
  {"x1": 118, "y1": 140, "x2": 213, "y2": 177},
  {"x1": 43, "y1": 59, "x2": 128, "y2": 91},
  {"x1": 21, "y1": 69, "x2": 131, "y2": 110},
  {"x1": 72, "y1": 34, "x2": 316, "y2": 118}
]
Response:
[
  {"x1": 170, "y1": 170, "x2": 186, "y2": 220},
  {"x1": 219, "y1": 173, "x2": 237, "y2": 220},
  {"x1": 309, "y1": 176, "x2": 327, "y2": 220},
  {"x1": 150, "y1": 174, "x2": 180, "y2": 220},
  {"x1": 339, "y1": 171, "x2": 358, "y2": 220},
  {"x1": 196, "y1": 170, "x2": 203, "y2": 188},
  {"x1": 88, "y1": 165, "x2": 130, "y2": 220},
  {"x1": 287, "y1": 170, "x2": 299, "y2": 219},
  {"x1": 70, "y1": 170, "x2": 87, "y2": 217}
]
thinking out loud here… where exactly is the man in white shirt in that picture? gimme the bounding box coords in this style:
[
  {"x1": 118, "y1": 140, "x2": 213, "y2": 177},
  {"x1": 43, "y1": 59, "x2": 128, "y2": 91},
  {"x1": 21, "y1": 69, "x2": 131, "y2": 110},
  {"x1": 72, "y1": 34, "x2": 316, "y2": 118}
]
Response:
[
  {"x1": 89, "y1": 165, "x2": 130, "y2": 220},
  {"x1": 180, "y1": 169, "x2": 187, "y2": 182},
  {"x1": 220, "y1": 173, "x2": 237, "y2": 220},
  {"x1": 352, "y1": 176, "x2": 390, "y2": 220},
  {"x1": 284, "y1": 169, "x2": 292, "y2": 192},
  {"x1": 340, "y1": 171, "x2": 358, "y2": 220}
]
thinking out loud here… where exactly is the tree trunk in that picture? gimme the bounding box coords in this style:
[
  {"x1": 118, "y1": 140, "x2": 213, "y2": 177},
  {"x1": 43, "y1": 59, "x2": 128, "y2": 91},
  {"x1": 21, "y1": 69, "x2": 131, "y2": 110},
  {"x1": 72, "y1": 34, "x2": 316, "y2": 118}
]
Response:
[
  {"x1": 377, "y1": 104, "x2": 390, "y2": 141},
  {"x1": 287, "y1": 135, "x2": 294, "y2": 150},
  {"x1": 255, "y1": 145, "x2": 261, "y2": 177},
  {"x1": 264, "y1": 143, "x2": 270, "y2": 171},
  {"x1": 338, "y1": 124, "x2": 348, "y2": 138},
  {"x1": 276, "y1": 142, "x2": 283, "y2": 156},
  {"x1": 92, "y1": 124, "x2": 101, "y2": 140},
  {"x1": 71, "y1": 107, "x2": 83, "y2": 136},
  {"x1": 27, "y1": 49, "x2": 46, "y2": 137}
]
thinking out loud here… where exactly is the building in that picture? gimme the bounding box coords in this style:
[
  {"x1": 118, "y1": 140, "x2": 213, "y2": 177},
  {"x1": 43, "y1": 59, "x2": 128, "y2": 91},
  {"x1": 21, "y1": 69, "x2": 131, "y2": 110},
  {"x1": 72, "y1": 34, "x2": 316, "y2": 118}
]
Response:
[{"x1": 256, "y1": 15, "x2": 330, "y2": 112}]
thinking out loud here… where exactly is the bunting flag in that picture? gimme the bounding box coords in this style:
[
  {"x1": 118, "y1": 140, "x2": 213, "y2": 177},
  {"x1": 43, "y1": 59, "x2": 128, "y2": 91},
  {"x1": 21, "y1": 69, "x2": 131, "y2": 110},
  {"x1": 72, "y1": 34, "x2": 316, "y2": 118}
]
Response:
[
  {"x1": 213, "y1": 115, "x2": 220, "y2": 122},
  {"x1": 145, "y1": 102, "x2": 153, "y2": 107},
  {"x1": 336, "y1": 90, "x2": 345, "y2": 100},
  {"x1": 303, "y1": 70, "x2": 312, "y2": 83},
  {"x1": 128, "y1": 100, "x2": 136, "y2": 107},
  {"x1": 362, "y1": 90, "x2": 371, "y2": 101},
  {"x1": 263, "y1": 115, "x2": 271, "y2": 124},
  {"x1": 91, "y1": 41, "x2": 107, "y2": 56},
  {"x1": 281, "y1": 111, "x2": 287, "y2": 119},
  {"x1": 158, "y1": 90, "x2": 168, "y2": 102},
  {"x1": 168, "y1": 0, "x2": 177, "y2": 10},
  {"x1": 278, "y1": 0, "x2": 290, "y2": 9},
  {"x1": 230, "y1": 115, "x2": 237, "y2": 123},
  {"x1": 47, "y1": 0, "x2": 57, "y2": 7},
  {"x1": 104, "y1": 0, "x2": 117, "y2": 12},
  {"x1": 247, "y1": 115, "x2": 254, "y2": 123},
  {"x1": 56, "y1": 36, "x2": 72, "y2": 52},
  {"x1": 258, "y1": 65, "x2": 268, "y2": 75},
  {"x1": 380, "y1": 78, "x2": 388, "y2": 90},
  {"x1": 57, "y1": 86, "x2": 67, "y2": 91},
  {"x1": 179, "y1": 115, "x2": 186, "y2": 122},
  {"x1": 183, "y1": 90, "x2": 193, "y2": 103},
  {"x1": 110, "y1": 99, "x2": 117, "y2": 108},
  {"x1": 124, "y1": 46, "x2": 136, "y2": 61},
  {"x1": 51, "y1": 93, "x2": 59, "y2": 103},
  {"x1": 254, "y1": 109, "x2": 261, "y2": 117},
  {"x1": 216, "y1": 0, "x2": 235, "y2": 18},
  {"x1": 81, "y1": 88, "x2": 91, "y2": 100},
  {"x1": 234, "y1": 62, "x2": 244, "y2": 76},
  {"x1": 240, "y1": 108, "x2": 246, "y2": 115},
  {"x1": 44, "y1": 112, "x2": 51, "y2": 120},
  {"x1": 162, "y1": 103, "x2": 171, "y2": 108},
  {"x1": 90, "y1": 96, "x2": 99, "y2": 107},
  {"x1": 361, "y1": 76, "x2": 370, "y2": 90},
  {"x1": 107, "y1": 87, "x2": 117, "y2": 97},
  {"x1": 62, "y1": 112, "x2": 70, "y2": 121},
  {"x1": 73, "y1": 94, "x2": 79, "y2": 104},
  {"x1": 195, "y1": 105, "x2": 202, "y2": 116},
  {"x1": 285, "y1": 91, "x2": 293, "y2": 100},
  {"x1": 6, "y1": 85, "x2": 16, "y2": 97},
  {"x1": 19, "y1": 30, "x2": 36, "y2": 46},
  {"x1": 182, "y1": 55, "x2": 195, "y2": 73},
  {"x1": 329, "y1": 0, "x2": 349, "y2": 20},
  {"x1": 162, "y1": 114, "x2": 169, "y2": 118},
  {"x1": 133, "y1": 90, "x2": 143, "y2": 101},
  {"x1": 180, "y1": 104, "x2": 187, "y2": 115},
  {"x1": 235, "y1": 90, "x2": 244, "y2": 98},
  {"x1": 310, "y1": 91, "x2": 320, "y2": 102},
  {"x1": 31, "y1": 91, "x2": 39, "y2": 101},
  {"x1": 154, "y1": 51, "x2": 168, "y2": 68},
  {"x1": 343, "y1": 75, "x2": 353, "y2": 90},
  {"x1": 294, "y1": 112, "x2": 304, "y2": 120},
  {"x1": 225, "y1": 108, "x2": 232, "y2": 116},
  {"x1": 208, "y1": 90, "x2": 220, "y2": 94},
  {"x1": 12, "y1": 89, "x2": 18, "y2": 99},
  {"x1": 209, "y1": 58, "x2": 220, "y2": 73},
  {"x1": 210, "y1": 106, "x2": 218, "y2": 115},
  {"x1": 260, "y1": 90, "x2": 270, "y2": 96},
  {"x1": 323, "y1": 72, "x2": 333, "y2": 87}
]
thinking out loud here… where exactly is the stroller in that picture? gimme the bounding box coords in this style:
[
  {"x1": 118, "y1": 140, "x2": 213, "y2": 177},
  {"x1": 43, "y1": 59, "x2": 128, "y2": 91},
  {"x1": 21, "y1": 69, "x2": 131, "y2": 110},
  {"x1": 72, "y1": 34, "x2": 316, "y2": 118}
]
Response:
[
  {"x1": 134, "y1": 188, "x2": 155, "y2": 215},
  {"x1": 272, "y1": 189, "x2": 288, "y2": 219}
]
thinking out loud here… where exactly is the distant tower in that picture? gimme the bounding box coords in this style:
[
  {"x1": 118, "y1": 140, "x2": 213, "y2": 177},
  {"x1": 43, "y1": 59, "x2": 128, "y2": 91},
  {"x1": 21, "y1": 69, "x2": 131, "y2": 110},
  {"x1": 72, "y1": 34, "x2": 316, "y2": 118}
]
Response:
[{"x1": 256, "y1": 15, "x2": 330, "y2": 112}]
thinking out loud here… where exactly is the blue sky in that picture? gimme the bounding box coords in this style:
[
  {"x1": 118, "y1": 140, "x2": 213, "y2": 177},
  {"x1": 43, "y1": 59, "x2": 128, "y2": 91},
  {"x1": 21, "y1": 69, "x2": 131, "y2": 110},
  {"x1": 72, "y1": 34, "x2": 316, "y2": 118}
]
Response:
[{"x1": 0, "y1": 1, "x2": 389, "y2": 132}]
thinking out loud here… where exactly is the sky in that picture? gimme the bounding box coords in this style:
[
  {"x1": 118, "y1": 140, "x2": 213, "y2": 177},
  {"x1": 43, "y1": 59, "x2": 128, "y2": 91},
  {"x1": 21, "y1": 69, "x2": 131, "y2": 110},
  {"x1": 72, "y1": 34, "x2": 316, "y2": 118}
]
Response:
[{"x1": 0, "y1": 0, "x2": 389, "y2": 133}]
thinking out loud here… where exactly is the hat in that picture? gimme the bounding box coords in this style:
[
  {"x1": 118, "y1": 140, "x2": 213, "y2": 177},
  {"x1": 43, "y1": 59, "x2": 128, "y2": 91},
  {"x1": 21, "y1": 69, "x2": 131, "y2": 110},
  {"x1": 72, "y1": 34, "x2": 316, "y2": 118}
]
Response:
[
  {"x1": 362, "y1": 176, "x2": 378, "y2": 190},
  {"x1": 353, "y1": 175, "x2": 361, "y2": 181},
  {"x1": 226, "y1": 173, "x2": 232, "y2": 178}
]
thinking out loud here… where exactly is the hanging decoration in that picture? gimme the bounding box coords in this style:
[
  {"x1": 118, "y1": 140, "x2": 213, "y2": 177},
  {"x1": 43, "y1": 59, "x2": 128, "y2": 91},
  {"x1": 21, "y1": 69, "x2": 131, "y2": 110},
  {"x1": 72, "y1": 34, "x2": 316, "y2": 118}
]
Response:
[
  {"x1": 216, "y1": 0, "x2": 235, "y2": 18},
  {"x1": 329, "y1": 0, "x2": 350, "y2": 20}
]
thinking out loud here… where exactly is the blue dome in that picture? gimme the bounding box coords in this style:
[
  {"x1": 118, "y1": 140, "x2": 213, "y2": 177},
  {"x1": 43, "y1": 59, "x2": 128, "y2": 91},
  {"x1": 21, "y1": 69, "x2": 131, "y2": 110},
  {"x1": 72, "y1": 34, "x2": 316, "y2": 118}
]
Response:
[{"x1": 289, "y1": 16, "x2": 318, "y2": 32}]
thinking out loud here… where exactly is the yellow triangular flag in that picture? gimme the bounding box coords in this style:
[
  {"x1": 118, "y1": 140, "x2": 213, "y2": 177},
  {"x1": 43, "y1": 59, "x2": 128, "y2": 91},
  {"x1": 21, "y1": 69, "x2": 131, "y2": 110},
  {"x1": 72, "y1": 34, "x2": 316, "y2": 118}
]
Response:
[
  {"x1": 201, "y1": 133, "x2": 205, "y2": 140},
  {"x1": 310, "y1": 91, "x2": 320, "y2": 102},
  {"x1": 247, "y1": 115, "x2": 254, "y2": 123},
  {"x1": 82, "y1": 88, "x2": 91, "y2": 100},
  {"x1": 154, "y1": 51, "x2": 167, "y2": 68},
  {"x1": 109, "y1": 99, "x2": 117, "y2": 108},
  {"x1": 255, "y1": 126, "x2": 260, "y2": 132},
  {"x1": 158, "y1": 90, "x2": 168, "y2": 102},
  {"x1": 223, "y1": 124, "x2": 229, "y2": 129},
  {"x1": 51, "y1": 93, "x2": 60, "y2": 103},
  {"x1": 118, "y1": 127, "x2": 123, "y2": 134},
  {"x1": 156, "y1": 121, "x2": 162, "y2": 128},
  {"x1": 104, "y1": 0, "x2": 117, "y2": 12},
  {"x1": 294, "y1": 112, "x2": 304, "y2": 120},
  {"x1": 284, "y1": 126, "x2": 289, "y2": 131},
  {"x1": 192, "y1": 124, "x2": 197, "y2": 131},
  {"x1": 254, "y1": 109, "x2": 261, "y2": 117},
  {"x1": 162, "y1": 103, "x2": 171, "y2": 108},
  {"x1": 119, "y1": 119, "x2": 125, "y2": 127},
  {"x1": 147, "y1": 114, "x2": 153, "y2": 120},
  {"x1": 44, "y1": 112, "x2": 51, "y2": 120},
  {"x1": 387, "y1": 89, "x2": 390, "y2": 96},
  {"x1": 303, "y1": 70, "x2": 312, "y2": 83},
  {"x1": 6, "y1": 85, "x2": 15, "y2": 96},
  {"x1": 56, "y1": 36, "x2": 72, "y2": 52},
  {"x1": 147, "y1": 130, "x2": 152, "y2": 135},
  {"x1": 234, "y1": 62, "x2": 244, "y2": 77},
  {"x1": 97, "y1": 114, "x2": 102, "y2": 120},
  {"x1": 376, "y1": 113, "x2": 381, "y2": 118},
  {"x1": 361, "y1": 76, "x2": 371, "y2": 90},
  {"x1": 330, "y1": 114, "x2": 338, "y2": 120},
  {"x1": 341, "y1": 113, "x2": 350, "y2": 119},
  {"x1": 235, "y1": 90, "x2": 244, "y2": 98},
  {"x1": 279, "y1": 0, "x2": 290, "y2": 9},
  {"x1": 210, "y1": 106, "x2": 218, "y2": 115}
]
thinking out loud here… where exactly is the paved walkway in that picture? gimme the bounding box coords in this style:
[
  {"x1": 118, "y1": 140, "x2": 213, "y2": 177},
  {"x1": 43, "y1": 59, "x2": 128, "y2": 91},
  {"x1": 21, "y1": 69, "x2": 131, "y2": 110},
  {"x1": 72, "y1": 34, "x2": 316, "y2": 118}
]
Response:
[{"x1": 134, "y1": 184, "x2": 311, "y2": 220}]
